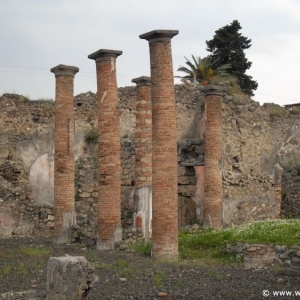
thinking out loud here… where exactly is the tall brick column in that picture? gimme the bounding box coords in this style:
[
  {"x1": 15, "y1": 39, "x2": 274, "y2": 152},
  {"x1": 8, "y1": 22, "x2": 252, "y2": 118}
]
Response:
[
  {"x1": 51, "y1": 64, "x2": 79, "y2": 244},
  {"x1": 88, "y1": 49, "x2": 122, "y2": 250},
  {"x1": 132, "y1": 76, "x2": 152, "y2": 241},
  {"x1": 201, "y1": 85, "x2": 227, "y2": 228},
  {"x1": 140, "y1": 30, "x2": 179, "y2": 260}
]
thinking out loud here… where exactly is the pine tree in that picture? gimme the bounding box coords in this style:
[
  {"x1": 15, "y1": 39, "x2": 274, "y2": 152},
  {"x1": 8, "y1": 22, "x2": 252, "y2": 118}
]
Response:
[{"x1": 206, "y1": 20, "x2": 258, "y2": 96}]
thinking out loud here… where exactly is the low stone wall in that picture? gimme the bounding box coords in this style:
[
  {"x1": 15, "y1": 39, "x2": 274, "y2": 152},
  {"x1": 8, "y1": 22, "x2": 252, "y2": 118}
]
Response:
[{"x1": 225, "y1": 242, "x2": 300, "y2": 265}]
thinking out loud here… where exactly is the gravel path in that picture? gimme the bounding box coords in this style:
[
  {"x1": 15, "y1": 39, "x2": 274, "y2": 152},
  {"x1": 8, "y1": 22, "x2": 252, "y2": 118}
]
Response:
[{"x1": 0, "y1": 236, "x2": 300, "y2": 299}]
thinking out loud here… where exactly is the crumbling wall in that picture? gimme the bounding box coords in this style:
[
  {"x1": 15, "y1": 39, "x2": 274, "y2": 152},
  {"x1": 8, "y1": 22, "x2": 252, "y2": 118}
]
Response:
[
  {"x1": 2, "y1": 86, "x2": 299, "y2": 239},
  {"x1": 0, "y1": 85, "x2": 200, "y2": 239},
  {"x1": 268, "y1": 105, "x2": 300, "y2": 217},
  {"x1": 221, "y1": 95, "x2": 279, "y2": 226}
]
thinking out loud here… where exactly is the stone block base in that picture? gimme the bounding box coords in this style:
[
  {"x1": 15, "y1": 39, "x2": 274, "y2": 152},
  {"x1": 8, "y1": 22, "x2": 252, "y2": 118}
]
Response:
[
  {"x1": 244, "y1": 244, "x2": 275, "y2": 269},
  {"x1": 97, "y1": 224, "x2": 122, "y2": 250},
  {"x1": 46, "y1": 256, "x2": 98, "y2": 299}
]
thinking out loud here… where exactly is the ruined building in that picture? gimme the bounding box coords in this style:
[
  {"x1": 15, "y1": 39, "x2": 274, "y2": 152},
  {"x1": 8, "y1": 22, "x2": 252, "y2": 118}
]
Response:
[{"x1": 0, "y1": 80, "x2": 300, "y2": 245}]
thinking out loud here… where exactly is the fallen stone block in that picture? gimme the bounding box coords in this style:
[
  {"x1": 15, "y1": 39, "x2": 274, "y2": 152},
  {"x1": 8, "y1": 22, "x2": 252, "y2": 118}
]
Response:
[{"x1": 46, "y1": 256, "x2": 98, "y2": 300}]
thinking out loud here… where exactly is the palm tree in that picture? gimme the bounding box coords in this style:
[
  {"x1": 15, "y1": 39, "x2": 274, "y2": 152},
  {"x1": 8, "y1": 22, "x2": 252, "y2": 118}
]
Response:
[{"x1": 176, "y1": 55, "x2": 231, "y2": 85}]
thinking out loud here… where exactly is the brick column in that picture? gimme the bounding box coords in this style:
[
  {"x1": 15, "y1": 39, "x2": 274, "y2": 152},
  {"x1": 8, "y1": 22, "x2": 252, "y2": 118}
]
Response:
[
  {"x1": 132, "y1": 76, "x2": 152, "y2": 241},
  {"x1": 201, "y1": 85, "x2": 227, "y2": 228},
  {"x1": 51, "y1": 64, "x2": 79, "y2": 244},
  {"x1": 88, "y1": 49, "x2": 122, "y2": 250},
  {"x1": 140, "y1": 30, "x2": 179, "y2": 260}
]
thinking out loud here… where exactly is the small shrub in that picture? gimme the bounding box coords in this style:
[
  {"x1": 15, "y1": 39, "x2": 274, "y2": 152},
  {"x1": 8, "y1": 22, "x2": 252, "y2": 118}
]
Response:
[
  {"x1": 269, "y1": 107, "x2": 286, "y2": 121},
  {"x1": 85, "y1": 128, "x2": 98, "y2": 143},
  {"x1": 289, "y1": 107, "x2": 300, "y2": 115},
  {"x1": 281, "y1": 157, "x2": 300, "y2": 174}
]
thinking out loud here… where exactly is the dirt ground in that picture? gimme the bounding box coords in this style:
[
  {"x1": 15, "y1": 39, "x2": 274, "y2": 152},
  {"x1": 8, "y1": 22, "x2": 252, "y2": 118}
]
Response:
[{"x1": 0, "y1": 236, "x2": 300, "y2": 300}]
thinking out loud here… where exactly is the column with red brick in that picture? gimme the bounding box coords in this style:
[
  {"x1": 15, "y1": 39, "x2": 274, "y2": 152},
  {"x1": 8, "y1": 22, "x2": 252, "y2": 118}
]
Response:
[
  {"x1": 51, "y1": 64, "x2": 79, "y2": 243},
  {"x1": 202, "y1": 85, "x2": 227, "y2": 228},
  {"x1": 140, "y1": 30, "x2": 179, "y2": 260},
  {"x1": 88, "y1": 49, "x2": 122, "y2": 250},
  {"x1": 132, "y1": 76, "x2": 152, "y2": 241}
]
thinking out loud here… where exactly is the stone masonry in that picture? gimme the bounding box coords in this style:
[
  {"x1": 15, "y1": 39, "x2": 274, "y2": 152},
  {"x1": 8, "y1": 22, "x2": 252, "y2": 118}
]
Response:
[
  {"x1": 202, "y1": 86, "x2": 227, "y2": 228},
  {"x1": 140, "y1": 30, "x2": 179, "y2": 260},
  {"x1": 88, "y1": 49, "x2": 123, "y2": 250},
  {"x1": 50, "y1": 64, "x2": 78, "y2": 243},
  {"x1": 132, "y1": 76, "x2": 152, "y2": 241}
]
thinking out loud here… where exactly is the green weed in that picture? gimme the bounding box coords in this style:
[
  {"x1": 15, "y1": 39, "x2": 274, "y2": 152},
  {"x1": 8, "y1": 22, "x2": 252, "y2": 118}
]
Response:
[
  {"x1": 130, "y1": 242, "x2": 151, "y2": 256},
  {"x1": 2, "y1": 264, "x2": 11, "y2": 275},
  {"x1": 115, "y1": 259, "x2": 129, "y2": 268},
  {"x1": 154, "y1": 272, "x2": 167, "y2": 287},
  {"x1": 269, "y1": 107, "x2": 286, "y2": 121}
]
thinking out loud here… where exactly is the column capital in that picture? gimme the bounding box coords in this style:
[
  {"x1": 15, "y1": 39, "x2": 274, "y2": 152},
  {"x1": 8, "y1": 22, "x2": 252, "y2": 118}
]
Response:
[
  {"x1": 50, "y1": 64, "x2": 79, "y2": 77},
  {"x1": 139, "y1": 30, "x2": 179, "y2": 43},
  {"x1": 88, "y1": 49, "x2": 123, "y2": 62},
  {"x1": 201, "y1": 85, "x2": 228, "y2": 97},
  {"x1": 132, "y1": 76, "x2": 151, "y2": 86}
]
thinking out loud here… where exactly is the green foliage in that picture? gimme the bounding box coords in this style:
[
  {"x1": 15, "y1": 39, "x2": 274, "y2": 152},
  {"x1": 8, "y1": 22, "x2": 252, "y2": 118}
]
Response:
[
  {"x1": 154, "y1": 272, "x2": 167, "y2": 287},
  {"x1": 18, "y1": 246, "x2": 53, "y2": 256},
  {"x1": 206, "y1": 20, "x2": 258, "y2": 96},
  {"x1": 84, "y1": 128, "x2": 98, "y2": 143},
  {"x1": 130, "y1": 241, "x2": 152, "y2": 256},
  {"x1": 281, "y1": 157, "x2": 300, "y2": 174},
  {"x1": 176, "y1": 55, "x2": 231, "y2": 84},
  {"x1": 179, "y1": 219, "x2": 300, "y2": 261},
  {"x1": 115, "y1": 259, "x2": 129, "y2": 268},
  {"x1": 289, "y1": 107, "x2": 300, "y2": 115},
  {"x1": 2, "y1": 264, "x2": 11, "y2": 275}
]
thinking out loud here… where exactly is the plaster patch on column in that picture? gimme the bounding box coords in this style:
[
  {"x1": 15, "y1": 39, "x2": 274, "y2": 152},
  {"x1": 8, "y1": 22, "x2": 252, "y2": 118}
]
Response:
[
  {"x1": 97, "y1": 224, "x2": 122, "y2": 250},
  {"x1": 54, "y1": 211, "x2": 76, "y2": 244},
  {"x1": 111, "y1": 58, "x2": 115, "y2": 72},
  {"x1": 101, "y1": 91, "x2": 107, "y2": 103}
]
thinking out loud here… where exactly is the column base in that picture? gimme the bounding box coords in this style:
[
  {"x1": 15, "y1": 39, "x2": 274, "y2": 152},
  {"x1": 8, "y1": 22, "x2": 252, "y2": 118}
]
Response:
[
  {"x1": 54, "y1": 211, "x2": 76, "y2": 244},
  {"x1": 96, "y1": 224, "x2": 122, "y2": 250},
  {"x1": 133, "y1": 185, "x2": 152, "y2": 242}
]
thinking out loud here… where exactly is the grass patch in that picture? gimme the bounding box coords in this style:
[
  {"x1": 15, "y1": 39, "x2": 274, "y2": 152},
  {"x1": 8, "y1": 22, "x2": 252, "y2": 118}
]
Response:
[
  {"x1": 130, "y1": 241, "x2": 152, "y2": 256},
  {"x1": 281, "y1": 157, "x2": 300, "y2": 174},
  {"x1": 18, "y1": 246, "x2": 53, "y2": 256},
  {"x1": 115, "y1": 259, "x2": 129, "y2": 268},
  {"x1": 154, "y1": 272, "x2": 167, "y2": 287},
  {"x1": 2, "y1": 264, "x2": 11, "y2": 275},
  {"x1": 179, "y1": 219, "x2": 300, "y2": 262}
]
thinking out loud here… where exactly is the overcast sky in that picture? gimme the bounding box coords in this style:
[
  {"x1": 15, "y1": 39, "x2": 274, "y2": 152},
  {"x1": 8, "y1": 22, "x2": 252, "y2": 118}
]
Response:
[{"x1": 0, "y1": 0, "x2": 299, "y2": 106}]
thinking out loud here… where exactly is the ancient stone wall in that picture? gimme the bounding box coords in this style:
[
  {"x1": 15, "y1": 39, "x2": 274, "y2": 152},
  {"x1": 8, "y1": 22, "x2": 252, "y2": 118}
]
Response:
[
  {"x1": 221, "y1": 94, "x2": 279, "y2": 226},
  {"x1": 1, "y1": 86, "x2": 300, "y2": 240},
  {"x1": 0, "y1": 85, "x2": 199, "y2": 239}
]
